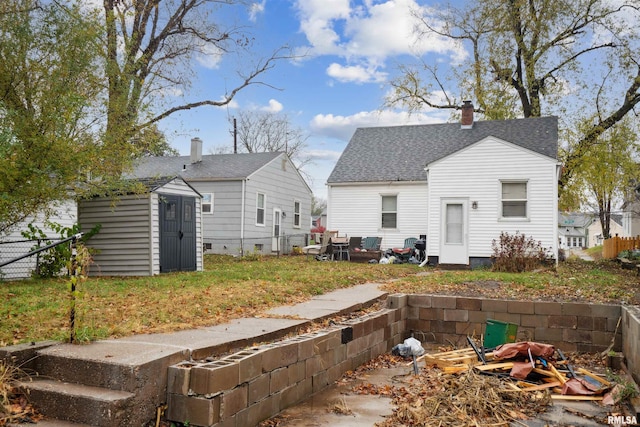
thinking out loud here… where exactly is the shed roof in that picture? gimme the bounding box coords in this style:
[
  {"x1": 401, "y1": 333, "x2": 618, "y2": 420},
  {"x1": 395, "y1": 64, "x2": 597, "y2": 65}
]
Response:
[{"x1": 327, "y1": 116, "x2": 558, "y2": 184}]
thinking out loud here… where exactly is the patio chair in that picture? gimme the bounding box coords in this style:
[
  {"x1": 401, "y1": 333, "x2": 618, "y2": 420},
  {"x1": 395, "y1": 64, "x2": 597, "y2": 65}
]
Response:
[
  {"x1": 391, "y1": 237, "x2": 418, "y2": 263},
  {"x1": 303, "y1": 230, "x2": 331, "y2": 260},
  {"x1": 351, "y1": 236, "x2": 383, "y2": 263},
  {"x1": 362, "y1": 236, "x2": 382, "y2": 251}
]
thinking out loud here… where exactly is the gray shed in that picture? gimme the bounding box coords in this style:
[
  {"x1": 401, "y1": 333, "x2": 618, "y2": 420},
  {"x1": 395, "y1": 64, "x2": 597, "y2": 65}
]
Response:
[{"x1": 78, "y1": 176, "x2": 203, "y2": 276}]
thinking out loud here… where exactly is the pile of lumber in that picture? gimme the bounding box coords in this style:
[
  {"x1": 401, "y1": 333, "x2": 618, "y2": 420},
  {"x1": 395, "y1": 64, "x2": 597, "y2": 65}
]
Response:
[{"x1": 419, "y1": 342, "x2": 617, "y2": 403}]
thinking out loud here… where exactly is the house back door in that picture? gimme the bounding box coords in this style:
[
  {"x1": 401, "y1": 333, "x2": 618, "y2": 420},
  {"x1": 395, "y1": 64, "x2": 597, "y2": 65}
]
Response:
[
  {"x1": 272, "y1": 208, "x2": 282, "y2": 253},
  {"x1": 160, "y1": 195, "x2": 197, "y2": 272},
  {"x1": 439, "y1": 199, "x2": 468, "y2": 265}
]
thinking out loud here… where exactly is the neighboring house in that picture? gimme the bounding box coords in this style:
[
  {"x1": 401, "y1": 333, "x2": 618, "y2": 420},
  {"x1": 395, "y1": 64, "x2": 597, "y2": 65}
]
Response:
[
  {"x1": 326, "y1": 102, "x2": 559, "y2": 267},
  {"x1": 558, "y1": 212, "x2": 591, "y2": 249},
  {"x1": 311, "y1": 209, "x2": 327, "y2": 230},
  {"x1": 78, "y1": 176, "x2": 203, "y2": 276},
  {"x1": 130, "y1": 138, "x2": 312, "y2": 255},
  {"x1": 0, "y1": 200, "x2": 77, "y2": 280},
  {"x1": 587, "y1": 214, "x2": 624, "y2": 247},
  {"x1": 622, "y1": 183, "x2": 640, "y2": 237}
]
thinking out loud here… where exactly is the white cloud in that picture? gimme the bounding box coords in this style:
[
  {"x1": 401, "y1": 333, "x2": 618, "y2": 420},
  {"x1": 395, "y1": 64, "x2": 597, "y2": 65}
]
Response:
[
  {"x1": 214, "y1": 97, "x2": 239, "y2": 110},
  {"x1": 261, "y1": 99, "x2": 284, "y2": 112},
  {"x1": 305, "y1": 149, "x2": 343, "y2": 162},
  {"x1": 293, "y1": 0, "x2": 466, "y2": 82},
  {"x1": 196, "y1": 45, "x2": 224, "y2": 69},
  {"x1": 326, "y1": 63, "x2": 387, "y2": 83},
  {"x1": 310, "y1": 108, "x2": 443, "y2": 141},
  {"x1": 249, "y1": 1, "x2": 267, "y2": 22}
]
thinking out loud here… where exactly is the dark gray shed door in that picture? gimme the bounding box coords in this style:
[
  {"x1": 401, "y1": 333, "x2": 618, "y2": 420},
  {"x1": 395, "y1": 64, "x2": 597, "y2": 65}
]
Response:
[{"x1": 159, "y1": 195, "x2": 196, "y2": 272}]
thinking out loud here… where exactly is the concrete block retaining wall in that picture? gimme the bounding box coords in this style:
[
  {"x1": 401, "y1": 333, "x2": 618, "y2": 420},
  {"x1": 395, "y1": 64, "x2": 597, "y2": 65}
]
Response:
[
  {"x1": 165, "y1": 304, "x2": 406, "y2": 426},
  {"x1": 622, "y1": 305, "x2": 640, "y2": 384},
  {"x1": 166, "y1": 294, "x2": 639, "y2": 427},
  {"x1": 405, "y1": 295, "x2": 623, "y2": 353}
]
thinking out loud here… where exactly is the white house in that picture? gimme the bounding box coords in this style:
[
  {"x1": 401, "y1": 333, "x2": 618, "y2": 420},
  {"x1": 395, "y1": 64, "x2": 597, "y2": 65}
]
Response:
[
  {"x1": 558, "y1": 212, "x2": 591, "y2": 249},
  {"x1": 0, "y1": 200, "x2": 77, "y2": 280},
  {"x1": 587, "y1": 214, "x2": 625, "y2": 247},
  {"x1": 130, "y1": 138, "x2": 313, "y2": 256},
  {"x1": 326, "y1": 102, "x2": 560, "y2": 267}
]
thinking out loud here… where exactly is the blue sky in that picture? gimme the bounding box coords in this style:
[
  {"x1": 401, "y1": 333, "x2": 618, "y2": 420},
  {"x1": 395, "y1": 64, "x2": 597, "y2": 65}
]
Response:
[{"x1": 158, "y1": 0, "x2": 466, "y2": 199}]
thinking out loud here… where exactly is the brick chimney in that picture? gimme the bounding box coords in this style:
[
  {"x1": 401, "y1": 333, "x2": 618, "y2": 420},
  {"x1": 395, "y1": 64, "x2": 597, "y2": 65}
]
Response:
[
  {"x1": 461, "y1": 100, "x2": 474, "y2": 128},
  {"x1": 190, "y1": 137, "x2": 202, "y2": 164}
]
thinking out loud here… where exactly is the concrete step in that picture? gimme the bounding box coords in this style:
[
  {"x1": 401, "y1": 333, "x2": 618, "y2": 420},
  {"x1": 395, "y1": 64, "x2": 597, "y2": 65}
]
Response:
[{"x1": 18, "y1": 379, "x2": 135, "y2": 427}]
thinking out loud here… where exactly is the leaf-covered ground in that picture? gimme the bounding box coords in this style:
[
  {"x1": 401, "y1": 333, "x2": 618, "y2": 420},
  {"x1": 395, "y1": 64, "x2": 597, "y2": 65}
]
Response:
[{"x1": 382, "y1": 259, "x2": 640, "y2": 305}]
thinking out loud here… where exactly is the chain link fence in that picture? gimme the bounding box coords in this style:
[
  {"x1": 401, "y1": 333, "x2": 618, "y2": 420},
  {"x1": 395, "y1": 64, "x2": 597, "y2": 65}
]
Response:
[
  {"x1": 0, "y1": 238, "x2": 71, "y2": 281},
  {"x1": 1, "y1": 233, "x2": 312, "y2": 280}
]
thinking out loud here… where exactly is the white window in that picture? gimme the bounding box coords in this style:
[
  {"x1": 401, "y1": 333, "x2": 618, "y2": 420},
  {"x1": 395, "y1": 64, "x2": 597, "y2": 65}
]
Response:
[
  {"x1": 202, "y1": 193, "x2": 213, "y2": 214},
  {"x1": 293, "y1": 200, "x2": 301, "y2": 228},
  {"x1": 381, "y1": 195, "x2": 397, "y2": 229},
  {"x1": 256, "y1": 193, "x2": 265, "y2": 226},
  {"x1": 501, "y1": 181, "x2": 527, "y2": 218}
]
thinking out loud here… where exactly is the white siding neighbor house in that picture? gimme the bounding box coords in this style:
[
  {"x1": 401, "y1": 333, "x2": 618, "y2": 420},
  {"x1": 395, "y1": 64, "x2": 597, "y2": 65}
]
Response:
[
  {"x1": 587, "y1": 215, "x2": 625, "y2": 248},
  {"x1": 622, "y1": 184, "x2": 640, "y2": 237},
  {"x1": 558, "y1": 212, "x2": 591, "y2": 250},
  {"x1": 326, "y1": 102, "x2": 560, "y2": 267},
  {"x1": 0, "y1": 200, "x2": 77, "y2": 280},
  {"x1": 130, "y1": 138, "x2": 312, "y2": 256},
  {"x1": 78, "y1": 176, "x2": 203, "y2": 276}
]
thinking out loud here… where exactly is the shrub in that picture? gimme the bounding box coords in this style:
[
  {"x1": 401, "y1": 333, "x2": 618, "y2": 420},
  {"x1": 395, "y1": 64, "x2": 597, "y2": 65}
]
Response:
[
  {"x1": 21, "y1": 222, "x2": 99, "y2": 278},
  {"x1": 491, "y1": 231, "x2": 550, "y2": 272}
]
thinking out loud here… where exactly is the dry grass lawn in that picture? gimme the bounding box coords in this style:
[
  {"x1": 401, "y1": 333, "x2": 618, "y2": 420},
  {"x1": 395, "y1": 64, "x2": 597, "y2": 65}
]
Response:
[{"x1": 1, "y1": 253, "x2": 638, "y2": 346}]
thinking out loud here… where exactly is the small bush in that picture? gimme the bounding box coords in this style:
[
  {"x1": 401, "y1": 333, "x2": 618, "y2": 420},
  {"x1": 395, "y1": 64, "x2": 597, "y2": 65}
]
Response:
[
  {"x1": 491, "y1": 231, "x2": 550, "y2": 272},
  {"x1": 618, "y1": 249, "x2": 640, "y2": 261}
]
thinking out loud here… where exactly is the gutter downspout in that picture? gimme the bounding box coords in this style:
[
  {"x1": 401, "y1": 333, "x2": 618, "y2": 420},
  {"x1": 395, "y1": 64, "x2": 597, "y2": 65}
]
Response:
[{"x1": 241, "y1": 179, "x2": 246, "y2": 257}]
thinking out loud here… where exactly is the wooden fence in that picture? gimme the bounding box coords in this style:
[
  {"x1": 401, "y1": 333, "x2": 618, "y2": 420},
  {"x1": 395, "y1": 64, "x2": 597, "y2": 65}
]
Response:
[{"x1": 602, "y1": 235, "x2": 640, "y2": 259}]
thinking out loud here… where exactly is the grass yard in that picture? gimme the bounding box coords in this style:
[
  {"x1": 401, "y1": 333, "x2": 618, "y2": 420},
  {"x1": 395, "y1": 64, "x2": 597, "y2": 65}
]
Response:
[{"x1": 1, "y1": 254, "x2": 638, "y2": 346}]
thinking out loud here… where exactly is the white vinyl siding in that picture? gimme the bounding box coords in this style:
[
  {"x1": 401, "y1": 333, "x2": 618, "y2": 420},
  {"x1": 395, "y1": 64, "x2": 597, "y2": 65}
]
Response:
[
  {"x1": 327, "y1": 182, "x2": 428, "y2": 250},
  {"x1": 188, "y1": 154, "x2": 311, "y2": 255},
  {"x1": 0, "y1": 200, "x2": 78, "y2": 280},
  {"x1": 427, "y1": 137, "x2": 557, "y2": 259}
]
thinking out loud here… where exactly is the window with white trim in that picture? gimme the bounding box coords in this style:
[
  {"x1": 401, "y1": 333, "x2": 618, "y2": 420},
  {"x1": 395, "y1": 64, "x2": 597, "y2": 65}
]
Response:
[
  {"x1": 381, "y1": 195, "x2": 397, "y2": 229},
  {"x1": 501, "y1": 181, "x2": 527, "y2": 218},
  {"x1": 256, "y1": 193, "x2": 265, "y2": 226},
  {"x1": 202, "y1": 193, "x2": 213, "y2": 214},
  {"x1": 293, "y1": 200, "x2": 301, "y2": 228}
]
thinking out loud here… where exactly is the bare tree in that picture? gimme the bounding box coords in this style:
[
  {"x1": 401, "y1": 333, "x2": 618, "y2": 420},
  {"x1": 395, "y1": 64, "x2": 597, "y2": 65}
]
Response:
[
  {"x1": 229, "y1": 110, "x2": 312, "y2": 179},
  {"x1": 102, "y1": 0, "x2": 292, "y2": 173},
  {"x1": 387, "y1": 0, "x2": 640, "y2": 187}
]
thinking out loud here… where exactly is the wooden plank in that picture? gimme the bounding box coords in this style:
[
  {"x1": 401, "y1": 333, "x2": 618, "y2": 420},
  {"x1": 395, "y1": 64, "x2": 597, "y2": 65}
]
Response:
[
  {"x1": 443, "y1": 365, "x2": 472, "y2": 374},
  {"x1": 576, "y1": 368, "x2": 612, "y2": 387},
  {"x1": 549, "y1": 363, "x2": 568, "y2": 385},
  {"x1": 551, "y1": 395, "x2": 604, "y2": 401},
  {"x1": 474, "y1": 362, "x2": 514, "y2": 371},
  {"x1": 515, "y1": 381, "x2": 561, "y2": 391}
]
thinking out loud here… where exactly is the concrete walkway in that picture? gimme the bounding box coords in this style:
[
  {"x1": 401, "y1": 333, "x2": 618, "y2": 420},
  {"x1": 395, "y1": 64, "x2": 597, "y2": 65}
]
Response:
[{"x1": 5, "y1": 283, "x2": 390, "y2": 427}]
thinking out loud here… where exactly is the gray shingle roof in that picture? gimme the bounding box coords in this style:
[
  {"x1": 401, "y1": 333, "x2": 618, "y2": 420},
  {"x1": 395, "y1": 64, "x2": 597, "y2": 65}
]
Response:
[
  {"x1": 327, "y1": 116, "x2": 558, "y2": 183},
  {"x1": 128, "y1": 152, "x2": 283, "y2": 181}
]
